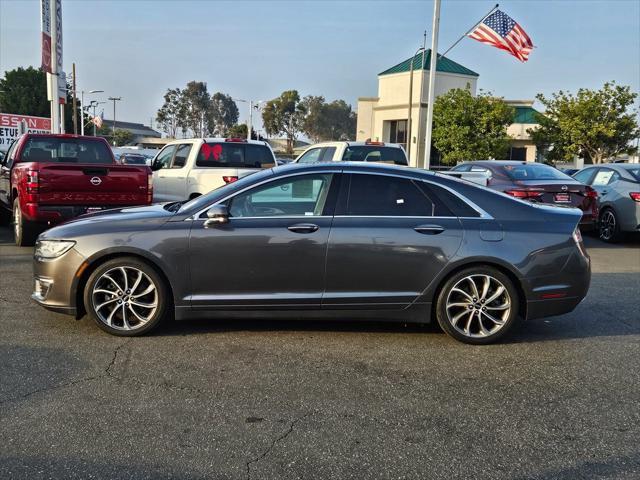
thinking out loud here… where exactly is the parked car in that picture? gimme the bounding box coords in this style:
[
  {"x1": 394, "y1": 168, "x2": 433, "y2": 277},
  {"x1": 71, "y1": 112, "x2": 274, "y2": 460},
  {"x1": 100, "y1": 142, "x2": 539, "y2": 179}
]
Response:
[
  {"x1": 573, "y1": 164, "x2": 640, "y2": 242},
  {"x1": 295, "y1": 140, "x2": 408, "y2": 166},
  {"x1": 561, "y1": 168, "x2": 580, "y2": 176},
  {"x1": 32, "y1": 162, "x2": 590, "y2": 344},
  {"x1": 449, "y1": 161, "x2": 598, "y2": 229},
  {"x1": 0, "y1": 133, "x2": 153, "y2": 246},
  {"x1": 117, "y1": 152, "x2": 149, "y2": 165},
  {"x1": 151, "y1": 137, "x2": 276, "y2": 202}
]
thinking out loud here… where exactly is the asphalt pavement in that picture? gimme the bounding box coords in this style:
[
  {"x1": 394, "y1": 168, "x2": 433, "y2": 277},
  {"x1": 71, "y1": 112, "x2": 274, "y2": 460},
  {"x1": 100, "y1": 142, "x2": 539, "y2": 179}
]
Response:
[{"x1": 1, "y1": 224, "x2": 639, "y2": 479}]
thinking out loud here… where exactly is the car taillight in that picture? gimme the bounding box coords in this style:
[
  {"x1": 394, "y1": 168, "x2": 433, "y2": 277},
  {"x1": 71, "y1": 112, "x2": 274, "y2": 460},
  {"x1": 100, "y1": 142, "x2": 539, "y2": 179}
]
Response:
[
  {"x1": 364, "y1": 138, "x2": 385, "y2": 146},
  {"x1": 147, "y1": 173, "x2": 153, "y2": 202},
  {"x1": 225, "y1": 138, "x2": 247, "y2": 143},
  {"x1": 573, "y1": 226, "x2": 582, "y2": 244},
  {"x1": 26, "y1": 170, "x2": 39, "y2": 194},
  {"x1": 504, "y1": 189, "x2": 543, "y2": 199},
  {"x1": 223, "y1": 176, "x2": 238, "y2": 184},
  {"x1": 585, "y1": 186, "x2": 598, "y2": 198},
  {"x1": 630, "y1": 192, "x2": 640, "y2": 202}
]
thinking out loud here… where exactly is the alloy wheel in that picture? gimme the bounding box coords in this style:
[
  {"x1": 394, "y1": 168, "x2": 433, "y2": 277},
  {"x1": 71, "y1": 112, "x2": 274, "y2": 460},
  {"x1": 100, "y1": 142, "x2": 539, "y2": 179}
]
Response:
[
  {"x1": 599, "y1": 210, "x2": 616, "y2": 241},
  {"x1": 91, "y1": 266, "x2": 158, "y2": 331},
  {"x1": 445, "y1": 274, "x2": 512, "y2": 339}
]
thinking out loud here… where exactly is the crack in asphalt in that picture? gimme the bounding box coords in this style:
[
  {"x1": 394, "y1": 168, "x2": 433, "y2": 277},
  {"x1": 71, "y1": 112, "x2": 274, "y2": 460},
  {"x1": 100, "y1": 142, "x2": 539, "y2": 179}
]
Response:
[
  {"x1": 245, "y1": 411, "x2": 313, "y2": 480},
  {"x1": 0, "y1": 340, "x2": 130, "y2": 407}
]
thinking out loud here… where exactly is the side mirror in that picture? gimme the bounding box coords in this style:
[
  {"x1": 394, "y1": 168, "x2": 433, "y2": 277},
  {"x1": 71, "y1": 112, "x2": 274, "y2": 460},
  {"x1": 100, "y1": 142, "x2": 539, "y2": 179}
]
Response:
[
  {"x1": 151, "y1": 159, "x2": 163, "y2": 171},
  {"x1": 204, "y1": 204, "x2": 229, "y2": 228}
]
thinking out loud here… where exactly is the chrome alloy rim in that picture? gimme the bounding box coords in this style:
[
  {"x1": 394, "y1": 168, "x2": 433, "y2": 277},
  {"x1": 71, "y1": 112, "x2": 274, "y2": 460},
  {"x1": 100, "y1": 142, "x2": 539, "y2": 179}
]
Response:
[
  {"x1": 599, "y1": 211, "x2": 615, "y2": 240},
  {"x1": 92, "y1": 266, "x2": 158, "y2": 331},
  {"x1": 445, "y1": 275, "x2": 511, "y2": 338}
]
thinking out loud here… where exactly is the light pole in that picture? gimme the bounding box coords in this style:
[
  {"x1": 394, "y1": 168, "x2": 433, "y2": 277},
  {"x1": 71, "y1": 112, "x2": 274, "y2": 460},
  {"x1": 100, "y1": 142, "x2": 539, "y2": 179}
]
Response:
[
  {"x1": 406, "y1": 45, "x2": 424, "y2": 161},
  {"x1": 88, "y1": 100, "x2": 105, "y2": 136},
  {"x1": 80, "y1": 90, "x2": 104, "y2": 135},
  {"x1": 233, "y1": 98, "x2": 266, "y2": 140},
  {"x1": 108, "y1": 97, "x2": 122, "y2": 145}
]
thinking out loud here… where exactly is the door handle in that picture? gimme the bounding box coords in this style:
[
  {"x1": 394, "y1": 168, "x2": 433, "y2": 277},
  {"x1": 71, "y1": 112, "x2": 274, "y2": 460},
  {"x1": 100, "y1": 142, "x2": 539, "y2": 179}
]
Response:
[
  {"x1": 601, "y1": 190, "x2": 608, "y2": 195},
  {"x1": 287, "y1": 223, "x2": 319, "y2": 233},
  {"x1": 414, "y1": 224, "x2": 445, "y2": 235}
]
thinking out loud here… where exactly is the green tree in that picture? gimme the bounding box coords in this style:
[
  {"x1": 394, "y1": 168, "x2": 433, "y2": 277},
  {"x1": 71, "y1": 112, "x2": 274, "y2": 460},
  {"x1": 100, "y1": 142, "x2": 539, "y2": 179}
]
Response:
[
  {"x1": 262, "y1": 90, "x2": 306, "y2": 153},
  {"x1": 301, "y1": 96, "x2": 357, "y2": 143},
  {"x1": 207, "y1": 92, "x2": 239, "y2": 137},
  {"x1": 530, "y1": 82, "x2": 639, "y2": 164},
  {"x1": 113, "y1": 129, "x2": 133, "y2": 146},
  {"x1": 432, "y1": 89, "x2": 514, "y2": 165},
  {"x1": 0, "y1": 66, "x2": 79, "y2": 133},
  {"x1": 182, "y1": 81, "x2": 210, "y2": 137},
  {"x1": 156, "y1": 88, "x2": 184, "y2": 138},
  {"x1": 227, "y1": 123, "x2": 261, "y2": 140}
]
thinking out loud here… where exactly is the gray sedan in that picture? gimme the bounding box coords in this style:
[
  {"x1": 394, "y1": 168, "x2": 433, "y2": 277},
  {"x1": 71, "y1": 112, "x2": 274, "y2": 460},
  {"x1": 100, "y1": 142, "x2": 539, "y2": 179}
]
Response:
[
  {"x1": 31, "y1": 163, "x2": 590, "y2": 344},
  {"x1": 573, "y1": 164, "x2": 640, "y2": 242}
]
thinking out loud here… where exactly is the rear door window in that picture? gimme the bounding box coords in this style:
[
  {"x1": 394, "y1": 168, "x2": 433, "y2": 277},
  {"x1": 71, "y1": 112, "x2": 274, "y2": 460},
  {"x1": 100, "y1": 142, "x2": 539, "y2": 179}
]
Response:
[
  {"x1": 21, "y1": 137, "x2": 113, "y2": 164},
  {"x1": 344, "y1": 174, "x2": 433, "y2": 216},
  {"x1": 171, "y1": 144, "x2": 192, "y2": 168},
  {"x1": 592, "y1": 169, "x2": 618, "y2": 186},
  {"x1": 343, "y1": 146, "x2": 407, "y2": 165},
  {"x1": 195, "y1": 143, "x2": 273, "y2": 168},
  {"x1": 321, "y1": 147, "x2": 337, "y2": 161}
]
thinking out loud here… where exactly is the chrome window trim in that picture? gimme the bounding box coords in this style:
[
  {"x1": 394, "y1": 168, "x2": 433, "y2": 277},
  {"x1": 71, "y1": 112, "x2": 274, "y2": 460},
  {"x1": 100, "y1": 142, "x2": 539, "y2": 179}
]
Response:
[{"x1": 187, "y1": 170, "x2": 342, "y2": 220}]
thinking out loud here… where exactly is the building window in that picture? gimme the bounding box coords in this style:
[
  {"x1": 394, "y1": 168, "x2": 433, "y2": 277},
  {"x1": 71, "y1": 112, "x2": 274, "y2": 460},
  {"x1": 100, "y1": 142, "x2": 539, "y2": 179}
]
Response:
[{"x1": 388, "y1": 120, "x2": 407, "y2": 150}]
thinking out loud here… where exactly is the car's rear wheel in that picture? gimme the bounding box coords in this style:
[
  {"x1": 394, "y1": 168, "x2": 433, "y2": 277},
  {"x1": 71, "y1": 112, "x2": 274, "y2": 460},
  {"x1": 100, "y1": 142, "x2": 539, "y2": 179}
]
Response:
[
  {"x1": 84, "y1": 257, "x2": 168, "y2": 336},
  {"x1": 599, "y1": 208, "x2": 622, "y2": 243},
  {"x1": 13, "y1": 199, "x2": 38, "y2": 247},
  {"x1": 436, "y1": 267, "x2": 519, "y2": 344}
]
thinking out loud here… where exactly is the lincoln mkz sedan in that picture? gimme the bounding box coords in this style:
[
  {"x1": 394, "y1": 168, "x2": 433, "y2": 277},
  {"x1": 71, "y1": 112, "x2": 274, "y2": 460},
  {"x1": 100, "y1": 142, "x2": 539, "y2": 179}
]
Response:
[{"x1": 32, "y1": 163, "x2": 591, "y2": 344}]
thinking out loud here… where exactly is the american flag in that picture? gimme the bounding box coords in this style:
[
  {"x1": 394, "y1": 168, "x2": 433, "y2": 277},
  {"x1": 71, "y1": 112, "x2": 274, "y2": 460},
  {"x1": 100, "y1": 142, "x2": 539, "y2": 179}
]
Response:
[
  {"x1": 467, "y1": 9, "x2": 534, "y2": 62},
  {"x1": 92, "y1": 111, "x2": 103, "y2": 128}
]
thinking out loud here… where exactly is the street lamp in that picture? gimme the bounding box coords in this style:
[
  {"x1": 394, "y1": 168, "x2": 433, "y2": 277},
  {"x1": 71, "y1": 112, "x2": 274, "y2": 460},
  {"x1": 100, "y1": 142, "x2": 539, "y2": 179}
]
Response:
[
  {"x1": 233, "y1": 98, "x2": 266, "y2": 140},
  {"x1": 80, "y1": 89, "x2": 104, "y2": 135},
  {"x1": 108, "y1": 97, "x2": 122, "y2": 145},
  {"x1": 406, "y1": 46, "x2": 425, "y2": 160}
]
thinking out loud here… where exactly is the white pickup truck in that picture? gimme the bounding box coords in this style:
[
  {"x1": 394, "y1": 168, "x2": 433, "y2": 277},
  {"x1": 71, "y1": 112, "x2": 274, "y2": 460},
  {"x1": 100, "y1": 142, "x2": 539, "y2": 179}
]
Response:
[
  {"x1": 151, "y1": 138, "x2": 276, "y2": 202},
  {"x1": 295, "y1": 140, "x2": 408, "y2": 165}
]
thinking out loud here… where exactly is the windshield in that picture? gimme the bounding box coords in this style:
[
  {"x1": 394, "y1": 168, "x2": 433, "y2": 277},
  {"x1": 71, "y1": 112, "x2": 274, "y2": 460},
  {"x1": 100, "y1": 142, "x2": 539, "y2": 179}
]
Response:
[
  {"x1": 21, "y1": 137, "x2": 114, "y2": 164},
  {"x1": 502, "y1": 163, "x2": 572, "y2": 181},
  {"x1": 178, "y1": 168, "x2": 275, "y2": 214},
  {"x1": 343, "y1": 146, "x2": 407, "y2": 165}
]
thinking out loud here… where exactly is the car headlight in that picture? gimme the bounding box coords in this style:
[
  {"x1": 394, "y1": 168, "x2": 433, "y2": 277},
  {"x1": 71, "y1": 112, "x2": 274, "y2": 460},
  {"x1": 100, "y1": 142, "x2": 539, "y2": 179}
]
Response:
[{"x1": 35, "y1": 240, "x2": 76, "y2": 259}]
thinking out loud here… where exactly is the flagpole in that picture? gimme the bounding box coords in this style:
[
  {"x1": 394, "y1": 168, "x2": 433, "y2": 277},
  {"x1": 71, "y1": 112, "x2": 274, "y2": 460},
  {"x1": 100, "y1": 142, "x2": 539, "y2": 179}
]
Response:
[
  {"x1": 422, "y1": 0, "x2": 441, "y2": 170},
  {"x1": 441, "y1": 3, "x2": 499, "y2": 58}
]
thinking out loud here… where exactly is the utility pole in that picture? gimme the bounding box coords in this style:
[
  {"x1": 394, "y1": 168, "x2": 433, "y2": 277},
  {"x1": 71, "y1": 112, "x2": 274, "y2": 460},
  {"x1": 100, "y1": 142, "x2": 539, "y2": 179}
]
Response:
[
  {"x1": 72, "y1": 63, "x2": 77, "y2": 134},
  {"x1": 423, "y1": 0, "x2": 441, "y2": 170},
  {"x1": 406, "y1": 44, "x2": 424, "y2": 162},
  {"x1": 108, "y1": 96, "x2": 122, "y2": 145},
  {"x1": 248, "y1": 100, "x2": 253, "y2": 140}
]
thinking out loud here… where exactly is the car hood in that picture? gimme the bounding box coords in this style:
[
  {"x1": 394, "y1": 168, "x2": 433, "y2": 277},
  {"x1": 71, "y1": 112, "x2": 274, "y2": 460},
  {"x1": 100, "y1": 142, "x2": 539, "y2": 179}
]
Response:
[{"x1": 39, "y1": 203, "x2": 175, "y2": 240}]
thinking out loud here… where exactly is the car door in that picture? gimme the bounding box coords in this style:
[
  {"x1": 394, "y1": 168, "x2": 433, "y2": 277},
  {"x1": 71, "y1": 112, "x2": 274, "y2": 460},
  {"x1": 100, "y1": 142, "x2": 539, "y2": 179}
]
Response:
[
  {"x1": 323, "y1": 172, "x2": 464, "y2": 309},
  {"x1": 160, "y1": 143, "x2": 192, "y2": 201},
  {"x1": 152, "y1": 144, "x2": 178, "y2": 202},
  {"x1": 187, "y1": 170, "x2": 340, "y2": 309}
]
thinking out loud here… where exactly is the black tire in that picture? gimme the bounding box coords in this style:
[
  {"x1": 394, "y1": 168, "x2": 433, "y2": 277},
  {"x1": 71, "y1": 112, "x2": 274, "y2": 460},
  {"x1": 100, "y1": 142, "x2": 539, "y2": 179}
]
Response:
[
  {"x1": 83, "y1": 257, "x2": 169, "y2": 336},
  {"x1": 598, "y1": 208, "x2": 622, "y2": 243},
  {"x1": 13, "y1": 199, "x2": 39, "y2": 247},
  {"x1": 435, "y1": 266, "x2": 520, "y2": 345}
]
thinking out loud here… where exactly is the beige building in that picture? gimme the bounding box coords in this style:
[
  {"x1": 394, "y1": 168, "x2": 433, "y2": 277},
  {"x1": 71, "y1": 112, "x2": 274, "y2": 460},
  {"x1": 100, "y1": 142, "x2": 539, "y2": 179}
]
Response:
[
  {"x1": 357, "y1": 50, "x2": 479, "y2": 167},
  {"x1": 357, "y1": 51, "x2": 541, "y2": 167}
]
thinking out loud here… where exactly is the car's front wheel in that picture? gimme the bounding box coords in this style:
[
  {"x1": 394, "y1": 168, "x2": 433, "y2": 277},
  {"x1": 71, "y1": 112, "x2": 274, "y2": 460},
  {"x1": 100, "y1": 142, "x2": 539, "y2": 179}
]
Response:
[
  {"x1": 84, "y1": 257, "x2": 169, "y2": 336},
  {"x1": 436, "y1": 267, "x2": 519, "y2": 344}
]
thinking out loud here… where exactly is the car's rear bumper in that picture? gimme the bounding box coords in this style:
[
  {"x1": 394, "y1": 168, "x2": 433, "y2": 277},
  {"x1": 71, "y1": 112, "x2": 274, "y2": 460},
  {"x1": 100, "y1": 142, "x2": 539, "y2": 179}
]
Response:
[{"x1": 22, "y1": 203, "x2": 146, "y2": 224}]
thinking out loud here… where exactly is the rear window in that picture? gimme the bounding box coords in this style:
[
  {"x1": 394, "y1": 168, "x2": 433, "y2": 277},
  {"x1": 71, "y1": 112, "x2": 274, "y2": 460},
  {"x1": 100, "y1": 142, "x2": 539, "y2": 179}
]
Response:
[
  {"x1": 502, "y1": 163, "x2": 571, "y2": 181},
  {"x1": 623, "y1": 166, "x2": 640, "y2": 181},
  {"x1": 121, "y1": 154, "x2": 147, "y2": 165},
  {"x1": 195, "y1": 142, "x2": 275, "y2": 168},
  {"x1": 343, "y1": 146, "x2": 407, "y2": 166},
  {"x1": 21, "y1": 137, "x2": 113, "y2": 164}
]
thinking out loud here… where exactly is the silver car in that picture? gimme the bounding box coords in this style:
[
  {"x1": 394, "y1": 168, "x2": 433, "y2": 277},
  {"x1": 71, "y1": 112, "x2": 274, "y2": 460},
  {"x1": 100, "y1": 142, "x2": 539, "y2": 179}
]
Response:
[{"x1": 573, "y1": 164, "x2": 640, "y2": 242}]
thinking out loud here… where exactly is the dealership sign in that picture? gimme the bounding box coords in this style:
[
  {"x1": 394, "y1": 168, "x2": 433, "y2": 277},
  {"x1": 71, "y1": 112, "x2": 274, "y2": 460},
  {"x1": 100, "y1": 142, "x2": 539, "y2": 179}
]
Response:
[
  {"x1": 40, "y1": 0, "x2": 52, "y2": 73},
  {"x1": 0, "y1": 113, "x2": 51, "y2": 148}
]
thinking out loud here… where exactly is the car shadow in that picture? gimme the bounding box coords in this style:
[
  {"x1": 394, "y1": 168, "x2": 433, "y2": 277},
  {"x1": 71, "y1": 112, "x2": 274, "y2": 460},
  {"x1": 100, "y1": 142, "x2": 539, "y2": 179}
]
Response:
[{"x1": 151, "y1": 271, "x2": 638, "y2": 344}]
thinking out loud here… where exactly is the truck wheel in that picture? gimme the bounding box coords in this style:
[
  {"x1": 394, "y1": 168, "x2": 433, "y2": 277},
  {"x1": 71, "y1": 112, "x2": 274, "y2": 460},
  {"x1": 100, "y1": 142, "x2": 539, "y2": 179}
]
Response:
[{"x1": 13, "y1": 199, "x2": 38, "y2": 247}]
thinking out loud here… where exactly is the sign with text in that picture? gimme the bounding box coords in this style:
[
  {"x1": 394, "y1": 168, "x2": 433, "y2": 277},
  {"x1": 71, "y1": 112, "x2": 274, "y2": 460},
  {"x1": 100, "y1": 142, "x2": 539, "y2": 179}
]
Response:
[
  {"x1": 0, "y1": 113, "x2": 52, "y2": 149},
  {"x1": 54, "y1": 0, "x2": 63, "y2": 75},
  {"x1": 40, "y1": 0, "x2": 52, "y2": 73}
]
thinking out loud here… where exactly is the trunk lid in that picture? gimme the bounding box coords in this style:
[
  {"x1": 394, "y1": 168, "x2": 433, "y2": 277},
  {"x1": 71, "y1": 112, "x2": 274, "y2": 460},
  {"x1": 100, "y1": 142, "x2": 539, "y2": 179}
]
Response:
[{"x1": 511, "y1": 179, "x2": 596, "y2": 212}]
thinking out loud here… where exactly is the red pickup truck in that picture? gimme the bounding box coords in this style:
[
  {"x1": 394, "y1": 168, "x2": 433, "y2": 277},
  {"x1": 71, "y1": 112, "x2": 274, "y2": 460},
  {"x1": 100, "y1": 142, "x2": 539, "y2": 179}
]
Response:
[{"x1": 0, "y1": 134, "x2": 153, "y2": 246}]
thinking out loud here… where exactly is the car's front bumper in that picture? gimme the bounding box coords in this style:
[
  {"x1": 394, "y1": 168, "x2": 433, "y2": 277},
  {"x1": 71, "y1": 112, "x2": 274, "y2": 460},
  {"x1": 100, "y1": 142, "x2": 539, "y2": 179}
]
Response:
[{"x1": 32, "y1": 247, "x2": 86, "y2": 317}]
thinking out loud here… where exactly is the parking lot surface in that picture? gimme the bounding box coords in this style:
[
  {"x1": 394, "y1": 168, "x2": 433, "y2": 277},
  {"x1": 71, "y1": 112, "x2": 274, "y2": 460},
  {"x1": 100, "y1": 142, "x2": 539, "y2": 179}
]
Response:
[{"x1": 1, "y1": 225, "x2": 639, "y2": 479}]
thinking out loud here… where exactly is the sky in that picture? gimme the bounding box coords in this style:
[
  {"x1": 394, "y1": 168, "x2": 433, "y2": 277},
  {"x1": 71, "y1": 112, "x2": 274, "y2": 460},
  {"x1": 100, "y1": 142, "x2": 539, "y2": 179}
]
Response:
[{"x1": 1, "y1": 0, "x2": 639, "y2": 133}]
